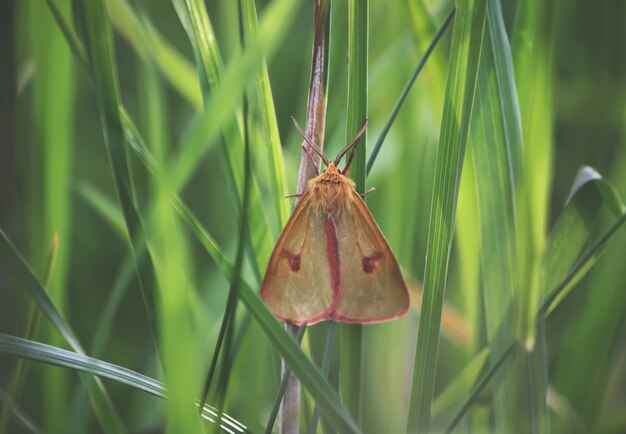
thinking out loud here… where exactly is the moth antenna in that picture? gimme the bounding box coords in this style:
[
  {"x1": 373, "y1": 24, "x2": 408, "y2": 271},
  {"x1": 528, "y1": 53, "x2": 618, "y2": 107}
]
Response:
[
  {"x1": 291, "y1": 116, "x2": 330, "y2": 167},
  {"x1": 335, "y1": 117, "x2": 369, "y2": 167},
  {"x1": 301, "y1": 144, "x2": 320, "y2": 175}
]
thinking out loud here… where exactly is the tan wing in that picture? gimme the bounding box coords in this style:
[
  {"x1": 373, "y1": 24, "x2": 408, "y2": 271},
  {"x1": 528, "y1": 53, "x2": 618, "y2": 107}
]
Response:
[
  {"x1": 331, "y1": 192, "x2": 409, "y2": 323},
  {"x1": 260, "y1": 192, "x2": 334, "y2": 325}
]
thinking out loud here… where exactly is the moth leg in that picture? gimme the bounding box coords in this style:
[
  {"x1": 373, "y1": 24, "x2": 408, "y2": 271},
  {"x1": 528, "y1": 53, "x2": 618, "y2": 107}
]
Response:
[
  {"x1": 285, "y1": 192, "x2": 304, "y2": 199},
  {"x1": 360, "y1": 187, "x2": 376, "y2": 198}
]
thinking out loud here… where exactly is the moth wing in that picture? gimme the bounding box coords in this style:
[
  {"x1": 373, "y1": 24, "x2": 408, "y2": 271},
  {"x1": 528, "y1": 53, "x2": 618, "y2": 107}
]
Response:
[
  {"x1": 260, "y1": 192, "x2": 334, "y2": 325},
  {"x1": 332, "y1": 192, "x2": 409, "y2": 323}
]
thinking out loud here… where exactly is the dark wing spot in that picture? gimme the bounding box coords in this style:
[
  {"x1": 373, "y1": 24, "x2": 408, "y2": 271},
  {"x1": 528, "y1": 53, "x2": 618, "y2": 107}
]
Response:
[
  {"x1": 280, "y1": 250, "x2": 301, "y2": 272},
  {"x1": 362, "y1": 252, "x2": 384, "y2": 273}
]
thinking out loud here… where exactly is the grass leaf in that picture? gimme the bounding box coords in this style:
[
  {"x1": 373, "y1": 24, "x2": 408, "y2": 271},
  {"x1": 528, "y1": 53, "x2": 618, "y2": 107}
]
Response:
[{"x1": 407, "y1": 0, "x2": 487, "y2": 431}]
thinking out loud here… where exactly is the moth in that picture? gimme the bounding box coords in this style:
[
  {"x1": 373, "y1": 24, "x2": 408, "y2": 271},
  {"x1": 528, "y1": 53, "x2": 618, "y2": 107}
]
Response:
[{"x1": 260, "y1": 118, "x2": 409, "y2": 326}]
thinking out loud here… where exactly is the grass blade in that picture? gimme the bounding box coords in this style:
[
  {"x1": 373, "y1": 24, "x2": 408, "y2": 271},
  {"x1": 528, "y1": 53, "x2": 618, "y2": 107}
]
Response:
[
  {"x1": 469, "y1": 0, "x2": 528, "y2": 429},
  {"x1": 407, "y1": 0, "x2": 487, "y2": 431},
  {"x1": 340, "y1": 0, "x2": 369, "y2": 426}
]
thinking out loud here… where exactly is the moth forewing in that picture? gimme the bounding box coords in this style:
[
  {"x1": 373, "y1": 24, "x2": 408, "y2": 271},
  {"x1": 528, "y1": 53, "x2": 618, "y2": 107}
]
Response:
[{"x1": 331, "y1": 191, "x2": 409, "y2": 323}]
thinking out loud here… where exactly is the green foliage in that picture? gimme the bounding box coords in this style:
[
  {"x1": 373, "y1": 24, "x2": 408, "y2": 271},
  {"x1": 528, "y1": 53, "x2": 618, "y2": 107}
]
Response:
[{"x1": 2, "y1": 0, "x2": 626, "y2": 433}]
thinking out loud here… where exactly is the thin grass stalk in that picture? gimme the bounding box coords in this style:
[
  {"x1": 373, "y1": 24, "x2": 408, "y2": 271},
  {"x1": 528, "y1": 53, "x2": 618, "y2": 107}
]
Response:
[
  {"x1": 340, "y1": 0, "x2": 368, "y2": 426},
  {"x1": 282, "y1": 1, "x2": 332, "y2": 433},
  {"x1": 366, "y1": 8, "x2": 455, "y2": 174}
]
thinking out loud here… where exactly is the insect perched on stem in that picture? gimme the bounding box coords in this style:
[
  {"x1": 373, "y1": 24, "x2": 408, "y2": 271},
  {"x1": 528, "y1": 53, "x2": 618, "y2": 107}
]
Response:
[{"x1": 260, "y1": 118, "x2": 410, "y2": 325}]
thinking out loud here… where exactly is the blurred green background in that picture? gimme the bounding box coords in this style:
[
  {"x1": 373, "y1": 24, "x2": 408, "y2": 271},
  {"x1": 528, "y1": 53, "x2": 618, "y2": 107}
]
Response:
[{"x1": 1, "y1": 0, "x2": 626, "y2": 433}]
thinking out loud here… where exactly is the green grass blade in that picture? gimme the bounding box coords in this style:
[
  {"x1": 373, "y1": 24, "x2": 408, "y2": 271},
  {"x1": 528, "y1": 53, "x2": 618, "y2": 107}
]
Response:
[
  {"x1": 340, "y1": 0, "x2": 368, "y2": 426},
  {"x1": 26, "y1": 1, "x2": 77, "y2": 430},
  {"x1": 73, "y1": 0, "x2": 160, "y2": 344},
  {"x1": 407, "y1": 0, "x2": 487, "y2": 431},
  {"x1": 0, "y1": 230, "x2": 127, "y2": 434},
  {"x1": 512, "y1": 0, "x2": 556, "y2": 260},
  {"x1": 469, "y1": 0, "x2": 529, "y2": 430},
  {"x1": 0, "y1": 334, "x2": 250, "y2": 434}
]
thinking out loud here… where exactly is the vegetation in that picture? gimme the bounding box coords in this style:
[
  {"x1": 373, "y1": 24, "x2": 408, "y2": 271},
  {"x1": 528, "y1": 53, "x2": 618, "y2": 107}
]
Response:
[{"x1": 1, "y1": 0, "x2": 625, "y2": 433}]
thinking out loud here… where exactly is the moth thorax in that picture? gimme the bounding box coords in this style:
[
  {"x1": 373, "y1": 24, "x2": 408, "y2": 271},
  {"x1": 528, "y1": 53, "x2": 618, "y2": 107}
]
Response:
[{"x1": 310, "y1": 178, "x2": 354, "y2": 216}]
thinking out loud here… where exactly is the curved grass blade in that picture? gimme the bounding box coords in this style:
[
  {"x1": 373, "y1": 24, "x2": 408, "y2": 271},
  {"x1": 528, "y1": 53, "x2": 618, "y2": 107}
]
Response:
[
  {"x1": 407, "y1": 0, "x2": 487, "y2": 431},
  {"x1": 541, "y1": 166, "x2": 625, "y2": 309},
  {"x1": 541, "y1": 211, "x2": 626, "y2": 316},
  {"x1": 366, "y1": 8, "x2": 455, "y2": 174},
  {"x1": 0, "y1": 230, "x2": 127, "y2": 434},
  {"x1": 0, "y1": 334, "x2": 250, "y2": 434}
]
